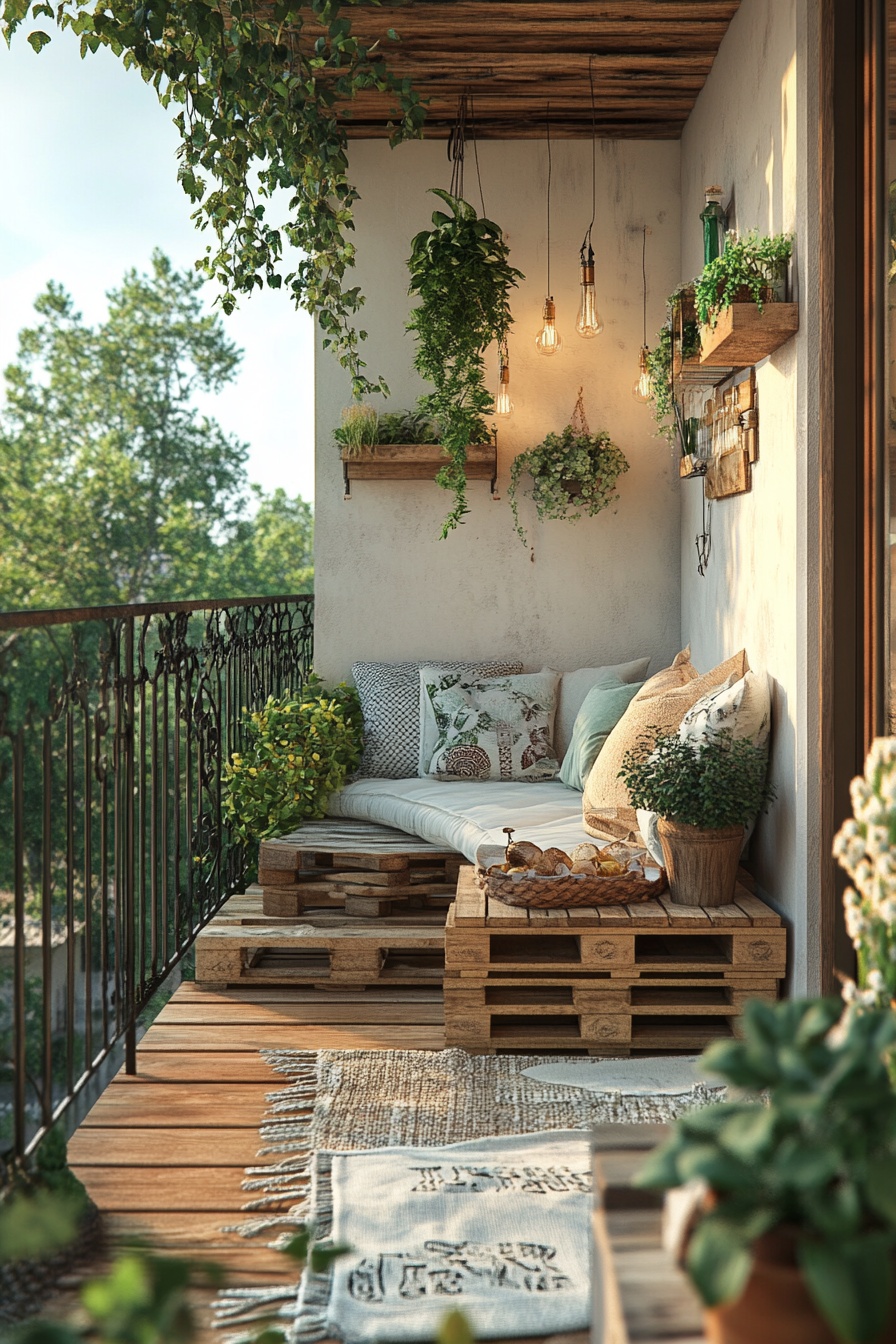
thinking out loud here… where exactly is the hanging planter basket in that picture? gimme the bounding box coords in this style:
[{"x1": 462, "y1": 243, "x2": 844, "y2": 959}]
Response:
[{"x1": 508, "y1": 388, "x2": 629, "y2": 548}]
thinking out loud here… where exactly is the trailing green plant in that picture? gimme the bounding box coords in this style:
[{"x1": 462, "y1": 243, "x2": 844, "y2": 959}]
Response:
[
  {"x1": 507, "y1": 425, "x2": 629, "y2": 547},
  {"x1": 645, "y1": 319, "x2": 701, "y2": 447},
  {"x1": 407, "y1": 190, "x2": 523, "y2": 537},
  {"x1": 333, "y1": 403, "x2": 379, "y2": 457},
  {"x1": 635, "y1": 998, "x2": 896, "y2": 1344},
  {"x1": 694, "y1": 230, "x2": 793, "y2": 328},
  {"x1": 1, "y1": 0, "x2": 426, "y2": 399},
  {"x1": 223, "y1": 676, "x2": 363, "y2": 844},
  {"x1": 374, "y1": 410, "x2": 441, "y2": 444},
  {"x1": 619, "y1": 728, "x2": 774, "y2": 830}
]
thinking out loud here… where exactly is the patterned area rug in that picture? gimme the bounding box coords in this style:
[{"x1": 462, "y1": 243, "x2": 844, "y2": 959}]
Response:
[{"x1": 213, "y1": 1048, "x2": 720, "y2": 1339}]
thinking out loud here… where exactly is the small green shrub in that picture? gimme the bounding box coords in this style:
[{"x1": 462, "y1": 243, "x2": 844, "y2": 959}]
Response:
[
  {"x1": 508, "y1": 425, "x2": 629, "y2": 547},
  {"x1": 223, "y1": 677, "x2": 364, "y2": 843},
  {"x1": 645, "y1": 319, "x2": 701, "y2": 445},
  {"x1": 619, "y1": 729, "x2": 774, "y2": 829},
  {"x1": 694, "y1": 230, "x2": 793, "y2": 328}
]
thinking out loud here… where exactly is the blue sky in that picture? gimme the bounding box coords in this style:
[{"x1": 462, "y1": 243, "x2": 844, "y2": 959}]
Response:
[{"x1": 0, "y1": 34, "x2": 316, "y2": 501}]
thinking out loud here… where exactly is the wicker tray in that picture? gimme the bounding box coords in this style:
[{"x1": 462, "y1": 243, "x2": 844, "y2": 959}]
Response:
[{"x1": 477, "y1": 864, "x2": 667, "y2": 909}]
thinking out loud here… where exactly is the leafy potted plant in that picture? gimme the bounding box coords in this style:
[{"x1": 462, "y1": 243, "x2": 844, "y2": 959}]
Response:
[
  {"x1": 508, "y1": 422, "x2": 629, "y2": 547},
  {"x1": 695, "y1": 230, "x2": 793, "y2": 328},
  {"x1": 619, "y1": 729, "x2": 774, "y2": 906},
  {"x1": 636, "y1": 997, "x2": 896, "y2": 1344},
  {"x1": 223, "y1": 676, "x2": 364, "y2": 850},
  {"x1": 645, "y1": 318, "x2": 702, "y2": 450},
  {"x1": 406, "y1": 190, "x2": 523, "y2": 537}
]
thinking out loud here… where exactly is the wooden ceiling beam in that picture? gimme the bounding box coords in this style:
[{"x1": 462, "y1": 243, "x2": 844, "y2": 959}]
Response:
[{"x1": 344, "y1": 119, "x2": 686, "y2": 140}]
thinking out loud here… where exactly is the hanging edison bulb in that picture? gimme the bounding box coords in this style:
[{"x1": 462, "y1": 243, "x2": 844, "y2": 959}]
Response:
[
  {"x1": 535, "y1": 297, "x2": 563, "y2": 356},
  {"x1": 632, "y1": 345, "x2": 651, "y2": 403},
  {"x1": 494, "y1": 341, "x2": 513, "y2": 415},
  {"x1": 576, "y1": 247, "x2": 603, "y2": 338}
]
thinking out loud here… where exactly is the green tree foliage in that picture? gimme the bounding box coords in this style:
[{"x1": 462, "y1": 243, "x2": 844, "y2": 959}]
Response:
[
  {"x1": 1, "y1": 0, "x2": 426, "y2": 398},
  {"x1": 211, "y1": 487, "x2": 314, "y2": 598},
  {"x1": 0, "y1": 250, "x2": 313, "y2": 611}
]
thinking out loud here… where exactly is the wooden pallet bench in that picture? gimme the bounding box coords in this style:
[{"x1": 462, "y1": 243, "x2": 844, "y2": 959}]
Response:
[
  {"x1": 444, "y1": 867, "x2": 786, "y2": 1055},
  {"x1": 258, "y1": 819, "x2": 464, "y2": 918},
  {"x1": 195, "y1": 898, "x2": 445, "y2": 988}
]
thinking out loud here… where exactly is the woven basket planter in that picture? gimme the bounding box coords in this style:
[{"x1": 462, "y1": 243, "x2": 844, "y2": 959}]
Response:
[{"x1": 656, "y1": 819, "x2": 743, "y2": 907}]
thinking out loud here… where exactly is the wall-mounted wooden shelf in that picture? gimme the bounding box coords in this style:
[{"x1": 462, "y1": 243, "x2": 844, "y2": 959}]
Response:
[
  {"x1": 699, "y1": 302, "x2": 800, "y2": 367},
  {"x1": 341, "y1": 442, "x2": 497, "y2": 498}
]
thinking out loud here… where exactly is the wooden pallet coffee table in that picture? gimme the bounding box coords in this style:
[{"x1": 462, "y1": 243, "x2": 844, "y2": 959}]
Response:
[
  {"x1": 444, "y1": 867, "x2": 786, "y2": 1054},
  {"x1": 258, "y1": 818, "x2": 464, "y2": 918}
]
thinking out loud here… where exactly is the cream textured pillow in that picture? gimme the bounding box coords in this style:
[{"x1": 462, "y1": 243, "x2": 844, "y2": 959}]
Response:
[{"x1": 582, "y1": 649, "x2": 748, "y2": 822}]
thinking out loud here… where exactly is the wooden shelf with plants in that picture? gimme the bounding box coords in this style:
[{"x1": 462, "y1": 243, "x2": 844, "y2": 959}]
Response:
[
  {"x1": 341, "y1": 441, "x2": 496, "y2": 483},
  {"x1": 698, "y1": 301, "x2": 800, "y2": 368}
]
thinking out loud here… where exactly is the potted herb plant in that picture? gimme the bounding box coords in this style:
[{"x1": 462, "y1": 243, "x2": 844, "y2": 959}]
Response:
[
  {"x1": 508, "y1": 423, "x2": 629, "y2": 547},
  {"x1": 406, "y1": 190, "x2": 523, "y2": 537},
  {"x1": 619, "y1": 729, "x2": 774, "y2": 906},
  {"x1": 334, "y1": 403, "x2": 379, "y2": 457},
  {"x1": 694, "y1": 230, "x2": 794, "y2": 329},
  {"x1": 636, "y1": 997, "x2": 896, "y2": 1344}
]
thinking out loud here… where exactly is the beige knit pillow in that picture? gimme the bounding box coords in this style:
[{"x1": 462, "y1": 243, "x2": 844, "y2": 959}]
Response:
[{"x1": 582, "y1": 649, "x2": 748, "y2": 825}]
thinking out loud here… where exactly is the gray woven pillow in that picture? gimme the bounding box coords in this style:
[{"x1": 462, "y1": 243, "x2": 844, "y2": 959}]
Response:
[{"x1": 352, "y1": 660, "x2": 524, "y2": 779}]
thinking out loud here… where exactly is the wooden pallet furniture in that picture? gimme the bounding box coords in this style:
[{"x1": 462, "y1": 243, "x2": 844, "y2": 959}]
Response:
[
  {"x1": 258, "y1": 818, "x2": 464, "y2": 918},
  {"x1": 444, "y1": 867, "x2": 786, "y2": 1055},
  {"x1": 195, "y1": 891, "x2": 446, "y2": 988}
]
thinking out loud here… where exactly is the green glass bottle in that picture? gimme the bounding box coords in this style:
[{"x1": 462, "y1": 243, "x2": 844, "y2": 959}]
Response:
[{"x1": 700, "y1": 186, "x2": 727, "y2": 265}]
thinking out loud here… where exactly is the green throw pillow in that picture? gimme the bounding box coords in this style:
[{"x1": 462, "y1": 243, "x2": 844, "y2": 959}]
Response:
[{"x1": 559, "y1": 679, "x2": 645, "y2": 792}]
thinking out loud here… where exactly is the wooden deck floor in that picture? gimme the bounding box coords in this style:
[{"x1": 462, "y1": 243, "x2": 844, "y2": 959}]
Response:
[
  {"x1": 67, "y1": 981, "x2": 448, "y2": 1339},
  {"x1": 64, "y1": 980, "x2": 700, "y2": 1344}
]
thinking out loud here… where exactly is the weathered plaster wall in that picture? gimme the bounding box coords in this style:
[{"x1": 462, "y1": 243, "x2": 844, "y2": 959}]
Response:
[
  {"x1": 314, "y1": 139, "x2": 682, "y2": 683},
  {"x1": 679, "y1": 0, "x2": 818, "y2": 992}
]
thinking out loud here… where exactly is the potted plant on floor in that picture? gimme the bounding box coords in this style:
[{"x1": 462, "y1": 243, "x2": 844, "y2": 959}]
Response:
[
  {"x1": 635, "y1": 997, "x2": 896, "y2": 1344},
  {"x1": 618, "y1": 728, "x2": 774, "y2": 906}
]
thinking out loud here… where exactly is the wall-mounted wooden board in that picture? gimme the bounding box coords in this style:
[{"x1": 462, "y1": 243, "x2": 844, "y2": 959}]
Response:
[{"x1": 703, "y1": 370, "x2": 757, "y2": 500}]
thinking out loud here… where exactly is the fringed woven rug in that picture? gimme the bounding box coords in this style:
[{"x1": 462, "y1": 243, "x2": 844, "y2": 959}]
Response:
[{"x1": 214, "y1": 1048, "x2": 720, "y2": 1340}]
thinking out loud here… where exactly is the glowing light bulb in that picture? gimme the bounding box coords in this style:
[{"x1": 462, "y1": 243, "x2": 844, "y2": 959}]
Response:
[
  {"x1": 535, "y1": 297, "x2": 563, "y2": 356},
  {"x1": 493, "y1": 342, "x2": 514, "y2": 416},
  {"x1": 575, "y1": 249, "x2": 603, "y2": 338},
  {"x1": 632, "y1": 345, "x2": 652, "y2": 403}
]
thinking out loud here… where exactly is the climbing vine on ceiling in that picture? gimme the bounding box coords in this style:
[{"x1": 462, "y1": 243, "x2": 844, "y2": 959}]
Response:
[{"x1": 1, "y1": 0, "x2": 426, "y2": 397}]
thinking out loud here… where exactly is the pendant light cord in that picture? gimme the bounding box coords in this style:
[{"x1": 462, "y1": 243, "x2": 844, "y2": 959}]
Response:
[
  {"x1": 546, "y1": 103, "x2": 552, "y2": 295},
  {"x1": 641, "y1": 225, "x2": 648, "y2": 346},
  {"x1": 582, "y1": 55, "x2": 596, "y2": 257}
]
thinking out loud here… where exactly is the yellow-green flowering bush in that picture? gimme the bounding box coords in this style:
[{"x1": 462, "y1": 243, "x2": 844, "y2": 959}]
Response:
[{"x1": 223, "y1": 676, "x2": 364, "y2": 843}]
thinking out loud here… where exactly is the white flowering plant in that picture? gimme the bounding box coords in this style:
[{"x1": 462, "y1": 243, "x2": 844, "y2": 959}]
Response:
[
  {"x1": 508, "y1": 425, "x2": 629, "y2": 547},
  {"x1": 833, "y1": 736, "x2": 896, "y2": 1010}
]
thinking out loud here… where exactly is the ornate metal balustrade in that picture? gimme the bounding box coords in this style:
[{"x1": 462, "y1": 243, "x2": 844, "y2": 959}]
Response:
[{"x1": 0, "y1": 594, "x2": 314, "y2": 1164}]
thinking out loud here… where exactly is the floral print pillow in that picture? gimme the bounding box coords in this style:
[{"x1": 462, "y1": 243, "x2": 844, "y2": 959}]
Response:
[{"x1": 421, "y1": 668, "x2": 560, "y2": 782}]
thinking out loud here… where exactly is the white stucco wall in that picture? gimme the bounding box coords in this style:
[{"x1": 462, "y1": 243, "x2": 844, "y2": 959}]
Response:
[
  {"x1": 678, "y1": 0, "x2": 818, "y2": 992},
  {"x1": 314, "y1": 139, "x2": 683, "y2": 683}
]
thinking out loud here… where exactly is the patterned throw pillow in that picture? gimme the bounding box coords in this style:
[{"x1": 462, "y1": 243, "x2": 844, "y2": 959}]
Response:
[
  {"x1": 352, "y1": 659, "x2": 524, "y2": 779},
  {"x1": 422, "y1": 667, "x2": 560, "y2": 782}
]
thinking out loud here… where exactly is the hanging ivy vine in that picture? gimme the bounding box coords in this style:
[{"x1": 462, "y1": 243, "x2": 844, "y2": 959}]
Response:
[
  {"x1": 1, "y1": 0, "x2": 426, "y2": 398},
  {"x1": 407, "y1": 190, "x2": 523, "y2": 537}
]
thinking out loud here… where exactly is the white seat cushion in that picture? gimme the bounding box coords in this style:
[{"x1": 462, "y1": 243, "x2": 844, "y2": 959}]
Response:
[{"x1": 327, "y1": 777, "x2": 596, "y2": 865}]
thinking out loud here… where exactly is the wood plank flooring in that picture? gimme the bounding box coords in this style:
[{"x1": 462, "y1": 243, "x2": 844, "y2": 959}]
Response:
[{"x1": 59, "y1": 980, "x2": 697, "y2": 1344}]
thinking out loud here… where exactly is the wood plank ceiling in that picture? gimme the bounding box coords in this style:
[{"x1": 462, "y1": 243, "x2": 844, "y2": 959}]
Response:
[{"x1": 334, "y1": 1, "x2": 742, "y2": 139}]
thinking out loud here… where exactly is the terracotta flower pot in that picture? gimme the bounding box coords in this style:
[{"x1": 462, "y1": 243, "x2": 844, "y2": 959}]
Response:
[
  {"x1": 704, "y1": 1227, "x2": 895, "y2": 1344},
  {"x1": 656, "y1": 818, "x2": 743, "y2": 907}
]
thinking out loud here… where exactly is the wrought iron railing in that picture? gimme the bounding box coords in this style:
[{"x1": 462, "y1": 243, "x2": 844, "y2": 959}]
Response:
[{"x1": 0, "y1": 594, "x2": 314, "y2": 1164}]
